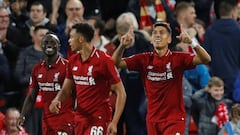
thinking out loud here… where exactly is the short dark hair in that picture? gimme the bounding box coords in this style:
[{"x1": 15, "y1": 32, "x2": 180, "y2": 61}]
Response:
[
  {"x1": 153, "y1": 21, "x2": 172, "y2": 34},
  {"x1": 30, "y1": 1, "x2": 47, "y2": 13},
  {"x1": 219, "y1": 0, "x2": 238, "y2": 17},
  {"x1": 34, "y1": 25, "x2": 49, "y2": 33},
  {"x1": 72, "y1": 23, "x2": 94, "y2": 42},
  {"x1": 88, "y1": 16, "x2": 105, "y2": 35}
]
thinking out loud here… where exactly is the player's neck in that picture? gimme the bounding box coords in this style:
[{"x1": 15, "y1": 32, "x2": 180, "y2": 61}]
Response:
[
  {"x1": 45, "y1": 54, "x2": 59, "y2": 66},
  {"x1": 79, "y1": 43, "x2": 93, "y2": 62},
  {"x1": 155, "y1": 47, "x2": 168, "y2": 57}
]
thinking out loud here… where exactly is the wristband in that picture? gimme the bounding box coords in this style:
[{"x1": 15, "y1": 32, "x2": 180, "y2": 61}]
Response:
[{"x1": 191, "y1": 38, "x2": 198, "y2": 48}]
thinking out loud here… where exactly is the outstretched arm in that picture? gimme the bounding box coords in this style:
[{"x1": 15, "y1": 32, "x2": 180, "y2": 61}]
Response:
[
  {"x1": 107, "y1": 81, "x2": 126, "y2": 135},
  {"x1": 49, "y1": 78, "x2": 75, "y2": 113}
]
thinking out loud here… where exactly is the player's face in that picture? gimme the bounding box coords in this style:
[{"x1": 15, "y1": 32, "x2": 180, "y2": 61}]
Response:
[
  {"x1": 41, "y1": 35, "x2": 59, "y2": 56},
  {"x1": 151, "y1": 26, "x2": 171, "y2": 50},
  {"x1": 209, "y1": 86, "x2": 224, "y2": 101},
  {"x1": 69, "y1": 29, "x2": 81, "y2": 52}
]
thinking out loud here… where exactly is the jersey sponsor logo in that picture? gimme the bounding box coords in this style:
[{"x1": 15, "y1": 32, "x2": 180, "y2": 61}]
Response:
[
  {"x1": 147, "y1": 62, "x2": 173, "y2": 81},
  {"x1": 73, "y1": 65, "x2": 96, "y2": 86},
  {"x1": 57, "y1": 131, "x2": 68, "y2": 135},
  {"x1": 38, "y1": 82, "x2": 61, "y2": 91},
  {"x1": 90, "y1": 126, "x2": 103, "y2": 135},
  {"x1": 73, "y1": 75, "x2": 96, "y2": 86}
]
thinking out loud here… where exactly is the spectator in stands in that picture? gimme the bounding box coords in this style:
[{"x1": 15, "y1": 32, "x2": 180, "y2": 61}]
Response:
[
  {"x1": 193, "y1": 18, "x2": 206, "y2": 44},
  {"x1": 0, "y1": 6, "x2": 21, "y2": 69},
  {"x1": 21, "y1": 1, "x2": 54, "y2": 47},
  {"x1": 0, "y1": 108, "x2": 28, "y2": 134},
  {"x1": 169, "y1": 1, "x2": 197, "y2": 49},
  {"x1": 203, "y1": 0, "x2": 240, "y2": 100},
  {"x1": 87, "y1": 16, "x2": 116, "y2": 56},
  {"x1": 0, "y1": 7, "x2": 23, "y2": 101},
  {"x1": 9, "y1": 0, "x2": 29, "y2": 30},
  {"x1": 192, "y1": 77, "x2": 233, "y2": 135},
  {"x1": 55, "y1": 0, "x2": 85, "y2": 58}
]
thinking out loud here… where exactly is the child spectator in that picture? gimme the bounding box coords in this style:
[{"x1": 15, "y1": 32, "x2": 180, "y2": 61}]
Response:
[{"x1": 192, "y1": 76, "x2": 233, "y2": 135}]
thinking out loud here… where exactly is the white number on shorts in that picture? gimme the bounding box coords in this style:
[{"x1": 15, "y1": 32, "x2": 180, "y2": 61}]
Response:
[
  {"x1": 90, "y1": 126, "x2": 103, "y2": 135},
  {"x1": 57, "y1": 131, "x2": 68, "y2": 135}
]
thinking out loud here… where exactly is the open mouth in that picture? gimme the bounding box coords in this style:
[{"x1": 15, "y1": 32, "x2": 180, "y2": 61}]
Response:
[
  {"x1": 46, "y1": 48, "x2": 53, "y2": 51},
  {"x1": 154, "y1": 39, "x2": 162, "y2": 43}
]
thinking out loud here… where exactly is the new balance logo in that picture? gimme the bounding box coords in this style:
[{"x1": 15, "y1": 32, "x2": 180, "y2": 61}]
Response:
[
  {"x1": 147, "y1": 65, "x2": 153, "y2": 69},
  {"x1": 73, "y1": 66, "x2": 78, "y2": 71}
]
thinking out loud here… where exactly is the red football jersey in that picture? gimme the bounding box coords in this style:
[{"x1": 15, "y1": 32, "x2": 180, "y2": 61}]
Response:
[
  {"x1": 66, "y1": 48, "x2": 121, "y2": 121},
  {"x1": 29, "y1": 56, "x2": 75, "y2": 127},
  {"x1": 124, "y1": 50, "x2": 195, "y2": 122}
]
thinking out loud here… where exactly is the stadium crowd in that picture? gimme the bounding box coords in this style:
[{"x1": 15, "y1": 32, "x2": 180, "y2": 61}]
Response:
[{"x1": 0, "y1": 0, "x2": 240, "y2": 135}]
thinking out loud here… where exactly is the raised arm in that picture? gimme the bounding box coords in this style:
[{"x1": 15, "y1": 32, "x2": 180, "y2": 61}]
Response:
[
  {"x1": 112, "y1": 25, "x2": 135, "y2": 68},
  {"x1": 50, "y1": 0, "x2": 61, "y2": 25},
  {"x1": 107, "y1": 81, "x2": 126, "y2": 134},
  {"x1": 177, "y1": 25, "x2": 211, "y2": 65},
  {"x1": 49, "y1": 78, "x2": 75, "y2": 114}
]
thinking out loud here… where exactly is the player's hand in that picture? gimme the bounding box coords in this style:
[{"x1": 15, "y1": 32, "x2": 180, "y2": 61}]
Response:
[
  {"x1": 16, "y1": 116, "x2": 25, "y2": 131},
  {"x1": 49, "y1": 99, "x2": 61, "y2": 114},
  {"x1": 120, "y1": 24, "x2": 134, "y2": 48},
  {"x1": 107, "y1": 121, "x2": 117, "y2": 135},
  {"x1": 176, "y1": 24, "x2": 192, "y2": 44}
]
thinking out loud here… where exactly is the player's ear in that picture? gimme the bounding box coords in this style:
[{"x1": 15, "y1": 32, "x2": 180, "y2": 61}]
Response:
[
  {"x1": 78, "y1": 35, "x2": 84, "y2": 43},
  {"x1": 168, "y1": 36, "x2": 172, "y2": 44}
]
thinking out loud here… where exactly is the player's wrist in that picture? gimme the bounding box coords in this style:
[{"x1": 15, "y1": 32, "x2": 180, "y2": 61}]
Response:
[{"x1": 191, "y1": 38, "x2": 198, "y2": 48}]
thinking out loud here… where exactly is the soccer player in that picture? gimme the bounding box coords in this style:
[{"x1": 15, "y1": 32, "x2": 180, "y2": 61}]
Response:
[
  {"x1": 49, "y1": 23, "x2": 126, "y2": 135},
  {"x1": 112, "y1": 22, "x2": 211, "y2": 135},
  {"x1": 17, "y1": 33, "x2": 75, "y2": 134}
]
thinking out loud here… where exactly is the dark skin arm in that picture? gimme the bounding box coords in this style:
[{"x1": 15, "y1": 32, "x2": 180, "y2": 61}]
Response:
[{"x1": 17, "y1": 88, "x2": 39, "y2": 127}]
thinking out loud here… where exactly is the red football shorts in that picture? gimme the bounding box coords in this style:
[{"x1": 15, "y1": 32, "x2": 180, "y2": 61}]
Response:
[
  {"x1": 42, "y1": 123, "x2": 74, "y2": 135},
  {"x1": 74, "y1": 116, "x2": 111, "y2": 135},
  {"x1": 147, "y1": 120, "x2": 185, "y2": 135}
]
